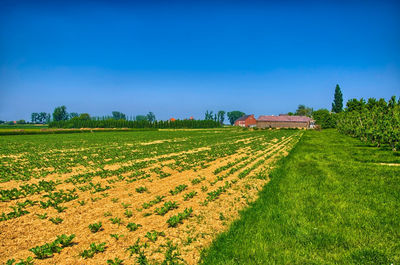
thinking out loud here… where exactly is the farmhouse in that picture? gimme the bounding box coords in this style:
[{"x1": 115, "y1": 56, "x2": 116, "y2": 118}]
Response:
[
  {"x1": 256, "y1": 115, "x2": 314, "y2": 129},
  {"x1": 234, "y1": 114, "x2": 257, "y2": 127}
]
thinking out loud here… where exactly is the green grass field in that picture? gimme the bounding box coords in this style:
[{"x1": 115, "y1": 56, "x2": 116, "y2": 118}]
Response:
[{"x1": 200, "y1": 129, "x2": 400, "y2": 264}]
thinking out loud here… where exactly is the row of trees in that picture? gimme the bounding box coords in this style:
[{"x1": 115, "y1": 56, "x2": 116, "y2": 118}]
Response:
[
  {"x1": 49, "y1": 119, "x2": 221, "y2": 129},
  {"x1": 336, "y1": 96, "x2": 400, "y2": 151},
  {"x1": 204, "y1": 110, "x2": 250, "y2": 126},
  {"x1": 204, "y1": 110, "x2": 226, "y2": 125},
  {"x1": 32, "y1": 106, "x2": 157, "y2": 123}
]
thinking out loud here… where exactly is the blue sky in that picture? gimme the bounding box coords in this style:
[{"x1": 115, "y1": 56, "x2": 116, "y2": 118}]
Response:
[{"x1": 0, "y1": 0, "x2": 399, "y2": 121}]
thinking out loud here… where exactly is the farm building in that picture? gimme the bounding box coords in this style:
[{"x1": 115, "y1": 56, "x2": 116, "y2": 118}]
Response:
[
  {"x1": 234, "y1": 114, "x2": 257, "y2": 127},
  {"x1": 256, "y1": 115, "x2": 314, "y2": 129}
]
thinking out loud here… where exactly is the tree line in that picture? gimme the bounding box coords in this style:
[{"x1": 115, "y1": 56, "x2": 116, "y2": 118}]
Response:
[{"x1": 49, "y1": 119, "x2": 221, "y2": 129}]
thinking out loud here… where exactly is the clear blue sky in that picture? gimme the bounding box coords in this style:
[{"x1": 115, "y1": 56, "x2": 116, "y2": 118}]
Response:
[{"x1": 1, "y1": 0, "x2": 399, "y2": 121}]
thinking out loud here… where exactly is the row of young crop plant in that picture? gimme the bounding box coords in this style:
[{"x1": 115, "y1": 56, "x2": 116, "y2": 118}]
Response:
[
  {"x1": 0, "y1": 129, "x2": 272, "y2": 184},
  {"x1": 0, "y1": 131, "x2": 255, "y2": 183},
  {"x1": 336, "y1": 96, "x2": 400, "y2": 151},
  {"x1": 5, "y1": 233, "x2": 185, "y2": 265},
  {"x1": 210, "y1": 134, "x2": 296, "y2": 185},
  {"x1": 0, "y1": 132, "x2": 294, "y2": 223},
  {"x1": 49, "y1": 119, "x2": 221, "y2": 129}
]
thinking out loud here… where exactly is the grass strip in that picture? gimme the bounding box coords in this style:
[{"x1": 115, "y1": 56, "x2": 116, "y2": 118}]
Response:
[{"x1": 200, "y1": 129, "x2": 400, "y2": 265}]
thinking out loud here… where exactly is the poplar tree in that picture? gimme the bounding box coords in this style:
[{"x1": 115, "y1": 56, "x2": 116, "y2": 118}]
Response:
[{"x1": 332, "y1": 84, "x2": 343, "y2": 113}]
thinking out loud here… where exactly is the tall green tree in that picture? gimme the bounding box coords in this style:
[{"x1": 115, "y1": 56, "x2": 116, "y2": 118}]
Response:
[
  {"x1": 205, "y1": 110, "x2": 214, "y2": 120},
  {"x1": 31, "y1": 113, "x2": 39, "y2": 123},
  {"x1": 332, "y1": 84, "x2": 343, "y2": 113},
  {"x1": 53, "y1": 106, "x2": 68, "y2": 121},
  {"x1": 227, "y1": 111, "x2": 245, "y2": 125},
  {"x1": 146, "y1": 112, "x2": 156, "y2": 122},
  {"x1": 217, "y1": 111, "x2": 226, "y2": 125}
]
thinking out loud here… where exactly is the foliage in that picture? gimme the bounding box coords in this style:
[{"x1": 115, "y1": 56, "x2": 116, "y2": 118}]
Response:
[
  {"x1": 4, "y1": 257, "x2": 34, "y2": 265},
  {"x1": 161, "y1": 241, "x2": 184, "y2": 265},
  {"x1": 69, "y1": 112, "x2": 79, "y2": 119},
  {"x1": 166, "y1": 208, "x2": 193, "y2": 227},
  {"x1": 29, "y1": 234, "x2": 75, "y2": 259},
  {"x1": 53, "y1": 106, "x2": 69, "y2": 121},
  {"x1": 126, "y1": 238, "x2": 148, "y2": 257},
  {"x1": 78, "y1": 113, "x2": 91, "y2": 120},
  {"x1": 154, "y1": 201, "x2": 179, "y2": 216},
  {"x1": 336, "y1": 96, "x2": 400, "y2": 151},
  {"x1": 31, "y1": 112, "x2": 50, "y2": 124},
  {"x1": 126, "y1": 222, "x2": 142, "y2": 232},
  {"x1": 88, "y1": 222, "x2": 103, "y2": 233},
  {"x1": 227, "y1": 111, "x2": 245, "y2": 125},
  {"x1": 109, "y1": 217, "x2": 122, "y2": 225},
  {"x1": 295, "y1": 105, "x2": 313, "y2": 117},
  {"x1": 107, "y1": 257, "x2": 124, "y2": 265},
  {"x1": 124, "y1": 209, "x2": 133, "y2": 217},
  {"x1": 146, "y1": 112, "x2": 156, "y2": 122},
  {"x1": 312, "y1": 109, "x2": 336, "y2": 129},
  {"x1": 49, "y1": 217, "x2": 63, "y2": 224},
  {"x1": 169, "y1": 184, "x2": 187, "y2": 195},
  {"x1": 79, "y1": 242, "x2": 106, "y2": 259},
  {"x1": 112, "y1": 111, "x2": 126, "y2": 120},
  {"x1": 136, "y1": 186, "x2": 148, "y2": 193},
  {"x1": 183, "y1": 191, "x2": 197, "y2": 201},
  {"x1": 204, "y1": 110, "x2": 214, "y2": 121},
  {"x1": 142, "y1": 195, "x2": 165, "y2": 209},
  {"x1": 136, "y1": 115, "x2": 148, "y2": 121},
  {"x1": 217, "y1": 111, "x2": 226, "y2": 125},
  {"x1": 49, "y1": 119, "x2": 221, "y2": 129},
  {"x1": 145, "y1": 230, "x2": 165, "y2": 242},
  {"x1": 110, "y1": 234, "x2": 124, "y2": 240},
  {"x1": 332, "y1": 84, "x2": 343, "y2": 113}
]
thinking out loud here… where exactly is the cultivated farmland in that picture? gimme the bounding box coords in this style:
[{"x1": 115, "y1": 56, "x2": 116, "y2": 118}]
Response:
[{"x1": 0, "y1": 129, "x2": 302, "y2": 264}]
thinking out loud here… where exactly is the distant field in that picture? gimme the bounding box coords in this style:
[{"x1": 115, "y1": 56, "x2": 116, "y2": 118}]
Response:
[
  {"x1": 0, "y1": 124, "x2": 48, "y2": 129},
  {"x1": 0, "y1": 128, "x2": 302, "y2": 264},
  {"x1": 0, "y1": 127, "x2": 156, "y2": 135},
  {"x1": 200, "y1": 129, "x2": 400, "y2": 264}
]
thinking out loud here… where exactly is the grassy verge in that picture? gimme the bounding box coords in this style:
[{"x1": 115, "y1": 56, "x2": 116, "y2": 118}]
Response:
[{"x1": 200, "y1": 129, "x2": 400, "y2": 264}]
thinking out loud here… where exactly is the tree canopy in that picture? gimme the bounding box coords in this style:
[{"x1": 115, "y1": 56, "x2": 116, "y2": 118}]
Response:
[
  {"x1": 227, "y1": 111, "x2": 245, "y2": 125},
  {"x1": 112, "y1": 111, "x2": 126, "y2": 120},
  {"x1": 295, "y1": 105, "x2": 313, "y2": 117},
  {"x1": 312, "y1": 109, "x2": 336, "y2": 129},
  {"x1": 146, "y1": 112, "x2": 156, "y2": 122},
  {"x1": 53, "y1": 106, "x2": 68, "y2": 121}
]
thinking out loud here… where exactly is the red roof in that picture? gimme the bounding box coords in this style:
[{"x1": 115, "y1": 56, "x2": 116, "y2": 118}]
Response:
[{"x1": 257, "y1": 115, "x2": 313, "y2": 122}]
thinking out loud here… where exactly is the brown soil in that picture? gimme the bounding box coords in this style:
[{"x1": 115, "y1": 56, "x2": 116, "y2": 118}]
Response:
[{"x1": 0, "y1": 132, "x2": 302, "y2": 264}]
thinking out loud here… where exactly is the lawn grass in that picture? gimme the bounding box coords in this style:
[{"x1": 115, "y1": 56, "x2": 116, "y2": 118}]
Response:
[{"x1": 200, "y1": 129, "x2": 400, "y2": 265}]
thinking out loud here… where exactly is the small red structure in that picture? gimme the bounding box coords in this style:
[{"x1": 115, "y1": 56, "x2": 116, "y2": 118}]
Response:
[
  {"x1": 169, "y1": 118, "x2": 176, "y2": 122},
  {"x1": 234, "y1": 114, "x2": 257, "y2": 127}
]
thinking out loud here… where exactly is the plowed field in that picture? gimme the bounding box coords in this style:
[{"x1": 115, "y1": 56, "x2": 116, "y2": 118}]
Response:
[{"x1": 0, "y1": 129, "x2": 302, "y2": 264}]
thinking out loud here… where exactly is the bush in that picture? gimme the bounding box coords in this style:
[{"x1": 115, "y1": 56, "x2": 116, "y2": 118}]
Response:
[{"x1": 312, "y1": 109, "x2": 336, "y2": 129}]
